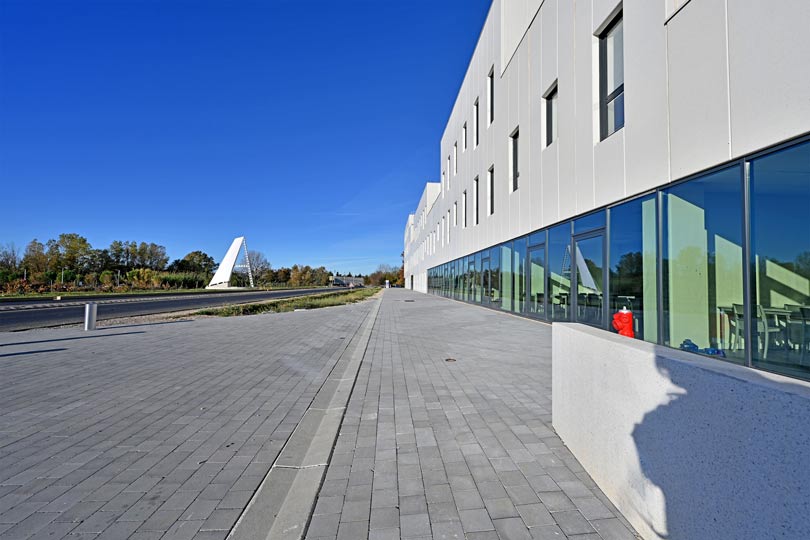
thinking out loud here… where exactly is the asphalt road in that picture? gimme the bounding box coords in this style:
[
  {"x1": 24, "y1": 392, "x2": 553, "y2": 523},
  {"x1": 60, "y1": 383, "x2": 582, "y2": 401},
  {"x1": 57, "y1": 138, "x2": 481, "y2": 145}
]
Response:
[{"x1": 0, "y1": 288, "x2": 339, "y2": 331}]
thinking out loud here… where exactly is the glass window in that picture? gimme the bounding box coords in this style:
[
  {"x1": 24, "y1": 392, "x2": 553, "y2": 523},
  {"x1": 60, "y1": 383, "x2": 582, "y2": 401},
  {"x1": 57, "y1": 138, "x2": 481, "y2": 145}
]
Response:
[
  {"x1": 545, "y1": 83, "x2": 558, "y2": 147},
  {"x1": 599, "y1": 15, "x2": 624, "y2": 140},
  {"x1": 500, "y1": 242, "x2": 513, "y2": 311},
  {"x1": 529, "y1": 230, "x2": 546, "y2": 246},
  {"x1": 462, "y1": 191, "x2": 467, "y2": 228},
  {"x1": 513, "y1": 237, "x2": 526, "y2": 313},
  {"x1": 662, "y1": 166, "x2": 745, "y2": 364},
  {"x1": 750, "y1": 141, "x2": 810, "y2": 377},
  {"x1": 463, "y1": 123, "x2": 467, "y2": 151},
  {"x1": 468, "y1": 257, "x2": 476, "y2": 301},
  {"x1": 510, "y1": 128, "x2": 519, "y2": 191},
  {"x1": 482, "y1": 253, "x2": 491, "y2": 303},
  {"x1": 491, "y1": 247, "x2": 501, "y2": 304},
  {"x1": 474, "y1": 251, "x2": 482, "y2": 303},
  {"x1": 488, "y1": 67, "x2": 495, "y2": 125},
  {"x1": 488, "y1": 166, "x2": 495, "y2": 215},
  {"x1": 574, "y1": 234, "x2": 605, "y2": 327},
  {"x1": 609, "y1": 195, "x2": 658, "y2": 342},
  {"x1": 548, "y1": 223, "x2": 572, "y2": 321},
  {"x1": 453, "y1": 142, "x2": 458, "y2": 174},
  {"x1": 474, "y1": 177, "x2": 480, "y2": 225},
  {"x1": 528, "y1": 245, "x2": 546, "y2": 318},
  {"x1": 474, "y1": 99, "x2": 480, "y2": 147},
  {"x1": 574, "y1": 210, "x2": 605, "y2": 234}
]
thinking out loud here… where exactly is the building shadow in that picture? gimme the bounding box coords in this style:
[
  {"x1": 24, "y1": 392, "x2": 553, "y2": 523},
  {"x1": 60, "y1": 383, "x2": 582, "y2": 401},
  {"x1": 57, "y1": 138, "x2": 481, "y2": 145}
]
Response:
[
  {"x1": 0, "y1": 348, "x2": 68, "y2": 358},
  {"x1": 631, "y1": 356, "x2": 810, "y2": 539},
  {"x1": 0, "y1": 331, "x2": 146, "y2": 348}
]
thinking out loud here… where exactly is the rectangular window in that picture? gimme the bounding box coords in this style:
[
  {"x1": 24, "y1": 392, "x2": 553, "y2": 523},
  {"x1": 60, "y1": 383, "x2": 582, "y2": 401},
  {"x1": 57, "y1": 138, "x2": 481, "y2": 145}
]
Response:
[
  {"x1": 474, "y1": 176, "x2": 480, "y2": 225},
  {"x1": 447, "y1": 156, "x2": 451, "y2": 187},
  {"x1": 545, "y1": 83, "x2": 558, "y2": 147},
  {"x1": 599, "y1": 14, "x2": 624, "y2": 140},
  {"x1": 549, "y1": 223, "x2": 572, "y2": 321},
  {"x1": 453, "y1": 143, "x2": 458, "y2": 175},
  {"x1": 453, "y1": 201, "x2": 458, "y2": 226},
  {"x1": 474, "y1": 99, "x2": 480, "y2": 146},
  {"x1": 510, "y1": 128, "x2": 519, "y2": 191},
  {"x1": 488, "y1": 166, "x2": 495, "y2": 215},
  {"x1": 441, "y1": 216, "x2": 445, "y2": 247},
  {"x1": 462, "y1": 191, "x2": 467, "y2": 228},
  {"x1": 462, "y1": 123, "x2": 467, "y2": 151},
  {"x1": 487, "y1": 67, "x2": 495, "y2": 125},
  {"x1": 662, "y1": 166, "x2": 744, "y2": 365},
  {"x1": 446, "y1": 210, "x2": 451, "y2": 243}
]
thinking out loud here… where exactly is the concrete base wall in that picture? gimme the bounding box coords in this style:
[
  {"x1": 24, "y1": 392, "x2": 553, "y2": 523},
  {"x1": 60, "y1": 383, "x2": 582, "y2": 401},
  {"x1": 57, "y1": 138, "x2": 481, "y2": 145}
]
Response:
[{"x1": 552, "y1": 323, "x2": 810, "y2": 540}]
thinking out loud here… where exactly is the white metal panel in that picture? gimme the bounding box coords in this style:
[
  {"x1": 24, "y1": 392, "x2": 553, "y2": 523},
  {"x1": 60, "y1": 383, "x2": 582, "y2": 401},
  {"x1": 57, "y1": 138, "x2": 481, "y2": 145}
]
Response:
[{"x1": 208, "y1": 237, "x2": 244, "y2": 288}]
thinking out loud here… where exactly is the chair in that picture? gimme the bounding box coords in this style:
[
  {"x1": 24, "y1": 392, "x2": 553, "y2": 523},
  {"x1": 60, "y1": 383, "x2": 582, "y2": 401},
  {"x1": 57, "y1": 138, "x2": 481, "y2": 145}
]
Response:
[
  {"x1": 731, "y1": 304, "x2": 745, "y2": 351},
  {"x1": 755, "y1": 305, "x2": 783, "y2": 360}
]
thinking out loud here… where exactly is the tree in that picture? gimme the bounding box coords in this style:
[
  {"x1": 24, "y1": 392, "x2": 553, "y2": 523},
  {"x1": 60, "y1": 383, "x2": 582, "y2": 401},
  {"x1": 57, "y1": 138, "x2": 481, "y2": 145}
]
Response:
[
  {"x1": 245, "y1": 250, "x2": 270, "y2": 274},
  {"x1": 167, "y1": 251, "x2": 217, "y2": 274},
  {"x1": 0, "y1": 242, "x2": 20, "y2": 271},
  {"x1": 21, "y1": 240, "x2": 47, "y2": 274}
]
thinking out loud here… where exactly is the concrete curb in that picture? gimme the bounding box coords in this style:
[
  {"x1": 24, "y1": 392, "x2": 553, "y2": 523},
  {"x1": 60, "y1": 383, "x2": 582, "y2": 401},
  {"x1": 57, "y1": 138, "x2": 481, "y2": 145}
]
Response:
[{"x1": 227, "y1": 294, "x2": 382, "y2": 540}]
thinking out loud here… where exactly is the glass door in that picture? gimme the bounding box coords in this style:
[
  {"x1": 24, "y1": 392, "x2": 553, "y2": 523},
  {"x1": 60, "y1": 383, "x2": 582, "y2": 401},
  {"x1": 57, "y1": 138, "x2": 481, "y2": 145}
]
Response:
[
  {"x1": 482, "y1": 258, "x2": 491, "y2": 305},
  {"x1": 527, "y1": 246, "x2": 546, "y2": 319},
  {"x1": 573, "y1": 233, "x2": 606, "y2": 327}
]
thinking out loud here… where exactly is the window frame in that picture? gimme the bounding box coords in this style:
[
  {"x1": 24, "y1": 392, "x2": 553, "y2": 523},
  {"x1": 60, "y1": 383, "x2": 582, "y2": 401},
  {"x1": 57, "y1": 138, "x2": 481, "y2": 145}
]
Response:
[
  {"x1": 509, "y1": 127, "x2": 520, "y2": 191},
  {"x1": 599, "y1": 13, "x2": 624, "y2": 141},
  {"x1": 544, "y1": 82, "x2": 558, "y2": 147}
]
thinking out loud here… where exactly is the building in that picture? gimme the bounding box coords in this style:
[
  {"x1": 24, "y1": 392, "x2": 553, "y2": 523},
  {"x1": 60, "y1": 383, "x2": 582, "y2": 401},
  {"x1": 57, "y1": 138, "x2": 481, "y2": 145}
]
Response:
[{"x1": 404, "y1": 1, "x2": 810, "y2": 538}]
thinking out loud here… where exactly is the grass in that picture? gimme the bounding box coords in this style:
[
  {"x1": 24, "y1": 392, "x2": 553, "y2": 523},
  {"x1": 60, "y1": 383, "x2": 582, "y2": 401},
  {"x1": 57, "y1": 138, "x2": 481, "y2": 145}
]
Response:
[
  {"x1": 0, "y1": 285, "x2": 331, "y2": 302},
  {"x1": 193, "y1": 287, "x2": 380, "y2": 317}
]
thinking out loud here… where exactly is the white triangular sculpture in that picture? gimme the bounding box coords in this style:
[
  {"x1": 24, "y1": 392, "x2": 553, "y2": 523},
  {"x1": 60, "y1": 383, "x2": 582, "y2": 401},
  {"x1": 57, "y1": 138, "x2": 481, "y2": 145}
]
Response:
[{"x1": 206, "y1": 237, "x2": 254, "y2": 289}]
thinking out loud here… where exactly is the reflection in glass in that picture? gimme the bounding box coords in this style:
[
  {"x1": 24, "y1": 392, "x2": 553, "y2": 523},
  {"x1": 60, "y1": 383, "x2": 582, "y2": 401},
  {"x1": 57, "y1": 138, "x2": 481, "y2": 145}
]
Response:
[
  {"x1": 609, "y1": 195, "x2": 658, "y2": 342},
  {"x1": 663, "y1": 166, "x2": 745, "y2": 364},
  {"x1": 482, "y1": 256, "x2": 491, "y2": 303},
  {"x1": 491, "y1": 247, "x2": 501, "y2": 304},
  {"x1": 528, "y1": 246, "x2": 546, "y2": 318},
  {"x1": 501, "y1": 242, "x2": 513, "y2": 311},
  {"x1": 548, "y1": 224, "x2": 572, "y2": 321},
  {"x1": 574, "y1": 210, "x2": 605, "y2": 234},
  {"x1": 575, "y1": 235, "x2": 605, "y2": 327},
  {"x1": 513, "y1": 238, "x2": 526, "y2": 313},
  {"x1": 750, "y1": 141, "x2": 810, "y2": 377},
  {"x1": 474, "y1": 252, "x2": 482, "y2": 303}
]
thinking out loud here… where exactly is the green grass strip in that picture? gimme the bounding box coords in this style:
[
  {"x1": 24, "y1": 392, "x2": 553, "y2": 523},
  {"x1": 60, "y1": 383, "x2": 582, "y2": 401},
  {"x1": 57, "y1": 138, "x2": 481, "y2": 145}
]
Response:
[{"x1": 194, "y1": 288, "x2": 380, "y2": 317}]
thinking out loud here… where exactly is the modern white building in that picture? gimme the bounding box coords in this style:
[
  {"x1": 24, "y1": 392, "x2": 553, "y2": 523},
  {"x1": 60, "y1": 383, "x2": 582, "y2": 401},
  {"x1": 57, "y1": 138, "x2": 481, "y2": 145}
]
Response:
[{"x1": 404, "y1": 1, "x2": 810, "y2": 538}]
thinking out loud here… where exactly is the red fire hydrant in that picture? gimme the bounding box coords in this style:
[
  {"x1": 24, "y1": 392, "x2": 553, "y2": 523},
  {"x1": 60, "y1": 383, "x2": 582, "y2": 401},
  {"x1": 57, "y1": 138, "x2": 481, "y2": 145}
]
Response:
[{"x1": 612, "y1": 307, "x2": 635, "y2": 338}]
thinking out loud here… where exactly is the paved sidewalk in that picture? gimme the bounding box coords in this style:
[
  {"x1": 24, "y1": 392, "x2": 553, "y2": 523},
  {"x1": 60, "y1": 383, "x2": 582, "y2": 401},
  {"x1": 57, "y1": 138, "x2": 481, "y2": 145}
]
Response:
[
  {"x1": 0, "y1": 301, "x2": 374, "y2": 540},
  {"x1": 306, "y1": 290, "x2": 637, "y2": 540},
  {"x1": 0, "y1": 289, "x2": 637, "y2": 540}
]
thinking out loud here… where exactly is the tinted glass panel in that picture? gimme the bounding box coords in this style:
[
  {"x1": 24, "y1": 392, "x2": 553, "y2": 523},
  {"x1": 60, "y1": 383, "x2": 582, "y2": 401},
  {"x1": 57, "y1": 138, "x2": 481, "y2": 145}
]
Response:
[
  {"x1": 500, "y1": 242, "x2": 513, "y2": 311},
  {"x1": 574, "y1": 210, "x2": 606, "y2": 234},
  {"x1": 529, "y1": 230, "x2": 545, "y2": 246},
  {"x1": 663, "y1": 166, "x2": 744, "y2": 364},
  {"x1": 513, "y1": 238, "x2": 526, "y2": 313},
  {"x1": 474, "y1": 252, "x2": 482, "y2": 303},
  {"x1": 609, "y1": 195, "x2": 658, "y2": 342},
  {"x1": 528, "y1": 246, "x2": 546, "y2": 318},
  {"x1": 575, "y1": 235, "x2": 605, "y2": 327},
  {"x1": 491, "y1": 247, "x2": 501, "y2": 304},
  {"x1": 482, "y1": 257, "x2": 491, "y2": 303},
  {"x1": 750, "y1": 141, "x2": 810, "y2": 377},
  {"x1": 548, "y1": 223, "x2": 572, "y2": 321}
]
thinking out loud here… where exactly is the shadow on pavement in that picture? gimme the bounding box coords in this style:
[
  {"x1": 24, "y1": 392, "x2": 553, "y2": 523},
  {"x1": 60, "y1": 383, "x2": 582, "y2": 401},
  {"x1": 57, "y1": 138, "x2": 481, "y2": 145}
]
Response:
[
  {"x1": 0, "y1": 331, "x2": 146, "y2": 347},
  {"x1": 0, "y1": 348, "x2": 68, "y2": 358}
]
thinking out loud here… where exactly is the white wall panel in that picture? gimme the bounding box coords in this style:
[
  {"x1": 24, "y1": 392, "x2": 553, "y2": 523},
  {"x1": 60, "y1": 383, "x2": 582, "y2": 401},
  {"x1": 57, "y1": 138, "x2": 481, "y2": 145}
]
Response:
[
  {"x1": 666, "y1": 0, "x2": 730, "y2": 179},
  {"x1": 727, "y1": 0, "x2": 810, "y2": 157}
]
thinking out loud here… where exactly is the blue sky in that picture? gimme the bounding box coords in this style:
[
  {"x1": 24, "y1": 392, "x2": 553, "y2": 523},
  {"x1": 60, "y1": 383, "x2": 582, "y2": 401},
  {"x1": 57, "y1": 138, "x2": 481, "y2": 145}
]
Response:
[{"x1": 0, "y1": 0, "x2": 491, "y2": 275}]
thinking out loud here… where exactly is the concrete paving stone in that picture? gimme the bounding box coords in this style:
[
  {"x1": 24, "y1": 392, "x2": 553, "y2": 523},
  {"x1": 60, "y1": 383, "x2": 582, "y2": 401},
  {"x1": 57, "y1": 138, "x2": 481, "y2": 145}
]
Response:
[
  {"x1": 95, "y1": 520, "x2": 141, "y2": 540},
  {"x1": 0, "y1": 511, "x2": 59, "y2": 539},
  {"x1": 506, "y1": 484, "x2": 541, "y2": 506},
  {"x1": 572, "y1": 496, "x2": 616, "y2": 521},
  {"x1": 516, "y1": 502, "x2": 556, "y2": 527},
  {"x1": 466, "y1": 531, "x2": 500, "y2": 540},
  {"x1": 179, "y1": 498, "x2": 218, "y2": 521},
  {"x1": 339, "y1": 499, "x2": 369, "y2": 522},
  {"x1": 459, "y1": 508, "x2": 494, "y2": 532},
  {"x1": 73, "y1": 511, "x2": 119, "y2": 533},
  {"x1": 538, "y1": 491, "x2": 576, "y2": 512},
  {"x1": 493, "y1": 517, "x2": 533, "y2": 540},
  {"x1": 431, "y1": 519, "x2": 465, "y2": 539},
  {"x1": 528, "y1": 474, "x2": 561, "y2": 493},
  {"x1": 314, "y1": 495, "x2": 344, "y2": 515},
  {"x1": 307, "y1": 512, "x2": 341, "y2": 537},
  {"x1": 551, "y1": 509, "x2": 596, "y2": 536},
  {"x1": 336, "y1": 519, "x2": 368, "y2": 540},
  {"x1": 368, "y1": 527, "x2": 400, "y2": 540},
  {"x1": 369, "y1": 506, "x2": 399, "y2": 530},
  {"x1": 25, "y1": 520, "x2": 77, "y2": 540},
  {"x1": 484, "y1": 497, "x2": 519, "y2": 519},
  {"x1": 399, "y1": 512, "x2": 431, "y2": 537},
  {"x1": 371, "y1": 489, "x2": 398, "y2": 509},
  {"x1": 427, "y1": 501, "x2": 459, "y2": 523},
  {"x1": 476, "y1": 481, "x2": 509, "y2": 500},
  {"x1": 590, "y1": 517, "x2": 637, "y2": 540},
  {"x1": 399, "y1": 494, "x2": 427, "y2": 515}
]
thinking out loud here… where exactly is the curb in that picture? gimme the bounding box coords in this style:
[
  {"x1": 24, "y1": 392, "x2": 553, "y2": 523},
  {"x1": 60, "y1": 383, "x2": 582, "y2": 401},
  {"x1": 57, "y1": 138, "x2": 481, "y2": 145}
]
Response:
[{"x1": 228, "y1": 293, "x2": 382, "y2": 540}]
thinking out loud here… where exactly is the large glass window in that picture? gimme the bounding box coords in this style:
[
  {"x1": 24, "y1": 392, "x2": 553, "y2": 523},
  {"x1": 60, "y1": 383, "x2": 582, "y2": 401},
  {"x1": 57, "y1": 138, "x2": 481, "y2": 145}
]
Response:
[
  {"x1": 500, "y1": 242, "x2": 513, "y2": 311},
  {"x1": 528, "y1": 246, "x2": 546, "y2": 318},
  {"x1": 513, "y1": 237, "x2": 526, "y2": 313},
  {"x1": 663, "y1": 166, "x2": 745, "y2": 364},
  {"x1": 574, "y1": 234, "x2": 605, "y2": 327},
  {"x1": 548, "y1": 223, "x2": 572, "y2": 321},
  {"x1": 609, "y1": 195, "x2": 658, "y2": 342},
  {"x1": 474, "y1": 251, "x2": 482, "y2": 303},
  {"x1": 750, "y1": 141, "x2": 810, "y2": 377},
  {"x1": 599, "y1": 14, "x2": 624, "y2": 140}
]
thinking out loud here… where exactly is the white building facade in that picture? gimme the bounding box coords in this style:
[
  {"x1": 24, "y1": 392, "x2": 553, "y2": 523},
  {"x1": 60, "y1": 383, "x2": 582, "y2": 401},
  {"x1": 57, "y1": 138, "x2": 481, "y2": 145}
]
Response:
[
  {"x1": 404, "y1": 0, "x2": 810, "y2": 380},
  {"x1": 404, "y1": 2, "x2": 810, "y2": 537}
]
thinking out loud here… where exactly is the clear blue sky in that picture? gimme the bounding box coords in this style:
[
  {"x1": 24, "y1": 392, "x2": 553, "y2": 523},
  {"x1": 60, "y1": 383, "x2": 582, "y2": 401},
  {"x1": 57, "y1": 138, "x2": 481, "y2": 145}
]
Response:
[{"x1": 0, "y1": 0, "x2": 491, "y2": 275}]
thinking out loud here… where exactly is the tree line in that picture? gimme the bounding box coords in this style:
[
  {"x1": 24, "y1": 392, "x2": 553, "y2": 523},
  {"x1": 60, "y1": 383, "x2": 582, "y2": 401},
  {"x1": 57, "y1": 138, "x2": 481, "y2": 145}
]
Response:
[{"x1": 0, "y1": 233, "x2": 401, "y2": 294}]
